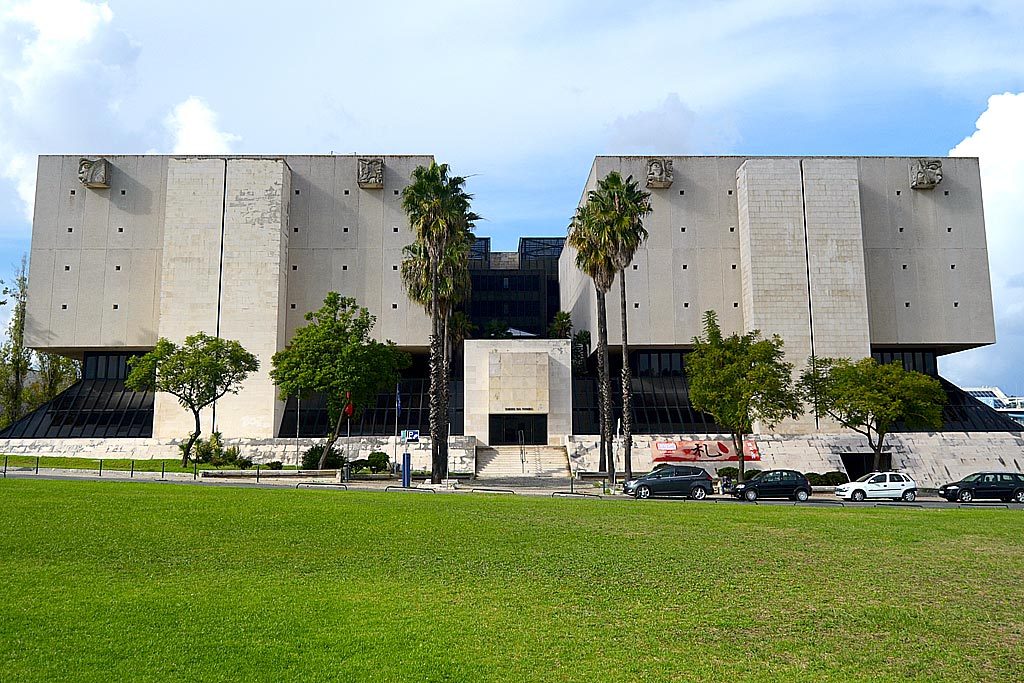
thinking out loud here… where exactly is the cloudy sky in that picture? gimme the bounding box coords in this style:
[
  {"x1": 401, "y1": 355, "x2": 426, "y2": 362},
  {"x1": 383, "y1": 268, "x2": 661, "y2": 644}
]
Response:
[{"x1": 1, "y1": 0, "x2": 1022, "y2": 390}]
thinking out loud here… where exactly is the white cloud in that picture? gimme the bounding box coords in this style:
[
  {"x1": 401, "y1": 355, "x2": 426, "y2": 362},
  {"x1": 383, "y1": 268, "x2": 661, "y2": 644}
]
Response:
[
  {"x1": 605, "y1": 93, "x2": 740, "y2": 155},
  {"x1": 164, "y1": 96, "x2": 239, "y2": 154},
  {"x1": 0, "y1": 0, "x2": 137, "y2": 224},
  {"x1": 941, "y1": 92, "x2": 1024, "y2": 391}
]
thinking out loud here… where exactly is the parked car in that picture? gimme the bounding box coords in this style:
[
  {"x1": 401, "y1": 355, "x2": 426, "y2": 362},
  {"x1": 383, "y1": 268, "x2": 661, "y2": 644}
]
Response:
[
  {"x1": 624, "y1": 465, "x2": 714, "y2": 500},
  {"x1": 732, "y1": 469, "x2": 811, "y2": 501},
  {"x1": 834, "y1": 471, "x2": 918, "y2": 502},
  {"x1": 937, "y1": 472, "x2": 1024, "y2": 503}
]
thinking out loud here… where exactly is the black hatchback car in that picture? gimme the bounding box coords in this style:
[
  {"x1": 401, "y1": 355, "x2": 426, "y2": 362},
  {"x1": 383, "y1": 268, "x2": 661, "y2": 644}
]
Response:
[
  {"x1": 732, "y1": 469, "x2": 812, "y2": 502},
  {"x1": 624, "y1": 465, "x2": 714, "y2": 500},
  {"x1": 937, "y1": 472, "x2": 1024, "y2": 503}
]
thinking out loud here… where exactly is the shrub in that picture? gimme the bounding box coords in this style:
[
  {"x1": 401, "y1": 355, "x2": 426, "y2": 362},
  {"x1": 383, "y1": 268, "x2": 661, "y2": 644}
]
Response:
[
  {"x1": 824, "y1": 470, "x2": 849, "y2": 486},
  {"x1": 235, "y1": 455, "x2": 253, "y2": 470},
  {"x1": 805, "y1": 472, "x2": 825, "y2": 486},
  {"x1": 716, "y1": 467, "x2": 739, "y2": 480},
  {"x1": 266, "y1": 461, "x2": 283, "y2": 470},
  {"x1": 368, "y1": 451, "x2": 389, "y2": 473},
  {"x1": 742, "y1": 468, "x2": 762, "y2": 480},
  {"x1": 349, "y1": 459, "x2": 370, "y2": 472},
  {"x1": 301, "y1": 444, "x2": 344, "y2": 470}
]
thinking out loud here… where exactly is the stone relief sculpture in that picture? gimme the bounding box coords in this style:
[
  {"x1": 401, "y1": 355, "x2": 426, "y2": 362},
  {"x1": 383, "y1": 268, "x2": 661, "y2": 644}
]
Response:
[
  {"x1": 646, "y1": 158, "x2": 673, "y2": 188},
  {"x1": 910, "y1": 159, "x2": 943, "y2": 189},
  {"x1": 77, "y1": 157, "x2": 110, "y2": 189},
  {"x1": 357, "y1": 157, "x2": 385, "y2": 189}
]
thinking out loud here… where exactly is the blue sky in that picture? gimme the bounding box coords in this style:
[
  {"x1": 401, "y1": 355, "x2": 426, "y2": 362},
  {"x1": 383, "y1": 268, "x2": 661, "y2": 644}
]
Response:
[{"x1": 1, "y1": 0, "x2": 1023, "y2": 390}]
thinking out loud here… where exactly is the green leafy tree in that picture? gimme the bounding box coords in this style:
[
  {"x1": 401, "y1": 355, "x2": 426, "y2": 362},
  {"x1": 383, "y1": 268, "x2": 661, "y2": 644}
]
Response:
[
  {"x1": 547, "y1": 311, "x2": 573, "y2": 339},
  {"x1": 401, "y1": 162, "x2": 477, "y2": 483},
  {"x1": 589, "y1": 171, "x2": 652, "y2": 481},
  {"x1": 567, "y1": 200, "x2": 616, "y2": 477},
  {"x1": 271, "y1": 293, "x2": 410, "y2": 469},
  {"x1": 799, "y1": 356, "x2": 946, "y2": 471},
  {"x1": 126, "y1": 333, "x2": 259, "y2": 466},
  {"x1": 571, "y1": 330, "x2": 591, "y2": 376},
  {"x1": 0, "y1": 256, "x2": 32, "y2": 428},
  {"x1": 688, "y1": 311, "x2": 803, "y2": 481},
  {"x1": 33, "y1": 351, "x2": 81, "y2": 403}
]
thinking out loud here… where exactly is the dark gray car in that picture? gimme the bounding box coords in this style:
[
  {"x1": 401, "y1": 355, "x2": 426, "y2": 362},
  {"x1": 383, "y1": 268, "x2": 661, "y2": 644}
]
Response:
[{"x1": 623, "y1": 465, "x2": 714, "y2": 500}]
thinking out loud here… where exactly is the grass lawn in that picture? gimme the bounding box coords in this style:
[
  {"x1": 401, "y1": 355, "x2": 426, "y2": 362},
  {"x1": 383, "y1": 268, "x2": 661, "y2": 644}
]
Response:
[
  {"x1": 1, "y1": 455, "x2": 298, "y2": 473},
  {"x1": 1, "y1": 479, "x2": 1021, "y2": 682}
]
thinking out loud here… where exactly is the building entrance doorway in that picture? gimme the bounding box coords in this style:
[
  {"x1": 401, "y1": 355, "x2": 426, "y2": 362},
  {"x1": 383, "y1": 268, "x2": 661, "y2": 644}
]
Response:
[
  {"x1": 489, "y1": 414, "x2": 547, "y2": 445},
  {"x1": 840, "y1": 452, "x2": 892, "y2": 480}
]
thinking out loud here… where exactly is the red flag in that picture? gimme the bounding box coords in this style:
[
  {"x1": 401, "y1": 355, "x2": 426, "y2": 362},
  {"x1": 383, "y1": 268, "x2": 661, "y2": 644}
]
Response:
[{"x1": 343, "y1": 391, "x2": 354, "y2": 418}]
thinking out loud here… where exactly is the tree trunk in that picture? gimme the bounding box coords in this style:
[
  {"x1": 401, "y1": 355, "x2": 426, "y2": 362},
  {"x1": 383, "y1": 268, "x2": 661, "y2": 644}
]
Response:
[
  {"x1": 872, "y1": 431, "x2": 885, "y2": 472},
  {"x1": 182, "y1": 409, "x2": 202, "y2": 468},
  {"x1": 733, "y1": 432, "x2": 745, "y2": 482},
  {"x1": 619, "y1": 270, "x2": 633, "y2": 482},
  {"x1": 318, "y1": 406, "x2": 347, "y2": 470},
  {"x1": 428, "y1": 270, "x2": 443, "y2": 484},
  {"x1": 596, "y1": 288, "x2": 615, "y2": 483},
  {"x1": 440, "y1": 313, "x2": 451, "y2": 479}
]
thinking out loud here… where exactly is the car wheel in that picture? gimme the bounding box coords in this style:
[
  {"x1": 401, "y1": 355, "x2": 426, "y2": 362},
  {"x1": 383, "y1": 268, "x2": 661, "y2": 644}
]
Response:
[
  {"x1": 691, "y1": 486, "x2": 708, "y2": 500},
  {"x1": 1013, "y1": 490, "x2": 1024, "y2": 504},
  {"x1": 902, "y1": 489, "x2": 917, "y2": 502},
  {"x1": 794, "y1": 489, "x2": 809, "y2": 502},
  {"x1": 636, "y1": 485, "x2": 652, "y2": 500},
  {"x1": 851, "y1": 490, "x2": 866, "y2": 502},
  {"x1": 958, "y1": 489, "x2": 973, "y2": 503},
  {"x1": 744, "y1": 488, "x2": 758, "y2": 502}
]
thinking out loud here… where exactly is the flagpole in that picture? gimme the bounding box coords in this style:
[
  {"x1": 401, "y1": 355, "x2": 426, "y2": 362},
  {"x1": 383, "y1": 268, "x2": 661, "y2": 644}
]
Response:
[{"x1": 393, "y1": 382, "x2": 400, "y2": 475}]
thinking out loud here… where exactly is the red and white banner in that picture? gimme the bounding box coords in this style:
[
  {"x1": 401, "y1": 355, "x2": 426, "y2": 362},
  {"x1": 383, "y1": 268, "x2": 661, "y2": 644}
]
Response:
[{"x1": 651, "y1": 439, "x2": 760, "y2": 462}]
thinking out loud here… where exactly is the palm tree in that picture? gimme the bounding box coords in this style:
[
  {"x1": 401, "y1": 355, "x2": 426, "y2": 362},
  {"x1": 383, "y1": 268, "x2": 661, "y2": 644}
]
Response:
[
  {"x1": 567, "y1": 200, "x2": 617, "y2": 479},
  {"x1": 589, "y1": 172, "x2": 652, "y2": 482},
  {"x1": 401, "y1": 163, "x2": 477, "y2": 483}
]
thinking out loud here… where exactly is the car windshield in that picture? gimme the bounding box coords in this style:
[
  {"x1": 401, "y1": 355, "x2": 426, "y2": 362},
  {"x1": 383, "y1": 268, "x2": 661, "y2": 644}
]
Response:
[
  {"x1": 746, "y1": 472, "x2": 764, "y2": 481},
  {"x1": 854, "y1": 473, "x2": 875, "y2": 483},
  {"x1": 961, "y1": 473, "x2": 981, "y2": 482}
]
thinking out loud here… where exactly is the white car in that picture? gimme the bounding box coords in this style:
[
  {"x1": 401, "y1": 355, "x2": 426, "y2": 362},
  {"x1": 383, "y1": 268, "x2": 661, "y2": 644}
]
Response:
[{"x1": 835, "y1": 471, "x2": 918, "y2": 502}]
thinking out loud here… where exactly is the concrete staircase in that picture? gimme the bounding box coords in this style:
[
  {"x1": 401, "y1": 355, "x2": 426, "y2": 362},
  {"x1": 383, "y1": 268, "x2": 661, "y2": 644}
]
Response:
[{"x1": 475, "y1": 445, "x2": 570, "y2": 479}]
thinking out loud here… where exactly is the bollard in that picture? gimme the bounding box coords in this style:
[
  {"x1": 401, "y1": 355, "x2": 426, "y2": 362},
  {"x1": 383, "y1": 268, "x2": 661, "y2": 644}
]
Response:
[
  {"x1": 130, "y1": 460, "x2": 134, "y2": 478},
  {"x1": 36, "y1": 456, "x2": 40, "y2": 475},
  {"x1": 401, "y1": 452, "x2": 411, "y2": 488},
  {"x1": 2, "y1": 454, "x2": 7, "y2": 478},
  {"x1": 193, "y1": 461, "x2": 198, "y2": 481},
  {"x1": 98, "y1": 459, "x2": 103, "y2": 477},
  {"x1": 161, "y1": 461, "x2": 165, "y2": 480},
  {"x1": 256, "y1": 464, "x2": 260, "y2": 484}
]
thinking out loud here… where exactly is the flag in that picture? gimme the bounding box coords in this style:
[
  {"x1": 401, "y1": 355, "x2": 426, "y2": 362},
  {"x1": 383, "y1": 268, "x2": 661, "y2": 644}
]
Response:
[
  {"x1": 343, "y1": 391, "x2": 354, "y2": 418},
  {"x1": 395, "y1": 383, "x2": 402, "y2": 417}
]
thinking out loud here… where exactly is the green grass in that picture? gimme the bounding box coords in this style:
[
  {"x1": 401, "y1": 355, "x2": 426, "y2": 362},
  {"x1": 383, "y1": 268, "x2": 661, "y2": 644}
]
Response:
[
  {"x1": 1, "y1": 480, "x2": 1021, "y2": 682},
  {"x1": 1, "y1": 455, "x2": 297, "y2": 473}
]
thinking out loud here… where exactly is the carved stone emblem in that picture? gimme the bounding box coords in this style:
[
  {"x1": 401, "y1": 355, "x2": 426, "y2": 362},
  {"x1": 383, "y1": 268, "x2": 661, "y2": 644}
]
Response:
[
  {"x1": 646, "y1": 158, "x2": 673, "y2": 188},
  {"x1": 78, "y1": 157, "x2": 110, "y2": 189},
  {"x1": 357, "y1": 157, "x2": 385, "y2": 189},
  {"x1": 910, "y1": 159, "x2": 942, "y2": 190}
]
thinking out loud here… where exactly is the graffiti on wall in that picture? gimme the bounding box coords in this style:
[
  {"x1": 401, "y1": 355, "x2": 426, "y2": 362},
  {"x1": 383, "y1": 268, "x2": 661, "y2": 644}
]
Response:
[{"x1": 651, "y1": 440, "x2": 760, "y2": 462}]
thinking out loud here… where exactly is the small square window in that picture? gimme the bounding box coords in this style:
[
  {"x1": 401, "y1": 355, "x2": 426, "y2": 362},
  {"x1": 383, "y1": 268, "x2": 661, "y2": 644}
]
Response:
[
  {"x1": 292, "y1": 265, "x2": 298, "y2": 270},
  {"x1": 392, "y1": 265, "x2": 398, "y2": 271},
  {"x1": 342, "y1": 265, "x2": 348, "y2": 271},
  {"x1": 115, "y1": 265, "x2": 121, "y2": 271},
  {"x1": 67, "y1": 227, "x2": 73, "y2": 233},
  {"x1": 61, "y1": 304, "x2": 67, "y2": 310},
  {"x1": 733, "y1": 302, "x2": 739, "y2": 308},
  {"x1": 117, "y1": 227, "x2": 124, "y2": 233},
  {"x1": 682, "y1": 264, "x2": 688, "y2": 270},
  {"x1": 896, "y1": 190, "x2": 901, "y2": 196},
  {"x1": 112, "y1": 304, "x2": 119, "y2": 310},
  {"x1": 343, "y1": 227, "x2": 349, "y2": 233},
  {"x1": 295, "y1": 189, "x2": 300, "y2": 195},
  {"x1": 293, "y1": 227, "x2": 299, "y2": 233},
  {"x1": 290, "y1": 303, "x2": 296, "y2": 309},
  {"x1": 632, "y1": 264, "x2": 638, "y2": 270},
  {"x1": 120, "y1": 189, "x2": 126, "y2": 196},
  {"x1": 680, "y1": 227, "x2": 686, "y2": 233},
  {"x1": 954, "y1": 302, "x2": 959, "y2": 308},
  {"x1": 944, "y1": 190, "x2": 949, "y2": 196},
  {"x1": 731, "y1": 264, "x2": 736, "y2": 270},
  {"x1": 905, "y1": 302, "x2": 911, "y2": 308},
  {"x1": 393, "y1": 227, "x2": 399, "y2": 233},
  {"x1": 899, "y1": 227, "x2": 904, "y2": 233},
  {"x1": 64, "y1": 265, "x2": 70, "y2": 271},
  {"x1": 951, "y1": 264, "x2": 956, "y2": 270},
  {"x1": 344, "y1": 189, "x2": 350, "y2": 196},
  {"x1": 729, "y1": 226, "x2": 735, "y2": 233},
  {"x1": 70, "y1": 189, "x2": 76, "y2": 196},
  {"x1": 392, "y1": 303, "x2": 398, "y2": 309},
  {"x1": 727, "y1": 189, "x2": 733, "y2": 196},
  {"x1": 683, "y1": 302, "x2": 689, "y2": 308},
  {"x1": 679, "y1": 190, "x2": 685, "y2": 195},
  {"x1": 394, "y1": 189, "x2": 400, "y2": 196},
  {"x1": 902, "y1": 264, "x2": 907, "y2": 270},
  {"x1": 947, "y1": 227, "x2": 952, "y2": 233},
  {"x1": 633, "y1": 302, "x2": 639, "y2": 309}
]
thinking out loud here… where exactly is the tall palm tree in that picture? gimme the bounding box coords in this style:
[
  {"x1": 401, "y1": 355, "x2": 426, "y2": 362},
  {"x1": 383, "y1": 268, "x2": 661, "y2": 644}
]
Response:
[
  {"x1": 401, "y1": 163, "x2": 476, "y2": 483},
  {"x1": 589, "y1": 172, "x2": 652, "y2": 482},
  {"x1": 567, "y1": 200, "x2": 617, "y2": 479}
]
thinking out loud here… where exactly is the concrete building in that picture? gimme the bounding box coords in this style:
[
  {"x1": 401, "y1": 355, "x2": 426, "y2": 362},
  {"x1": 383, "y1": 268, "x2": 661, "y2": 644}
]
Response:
[{"x1": 3, "y1": 153, "x2": 1020, "y2": 484}]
